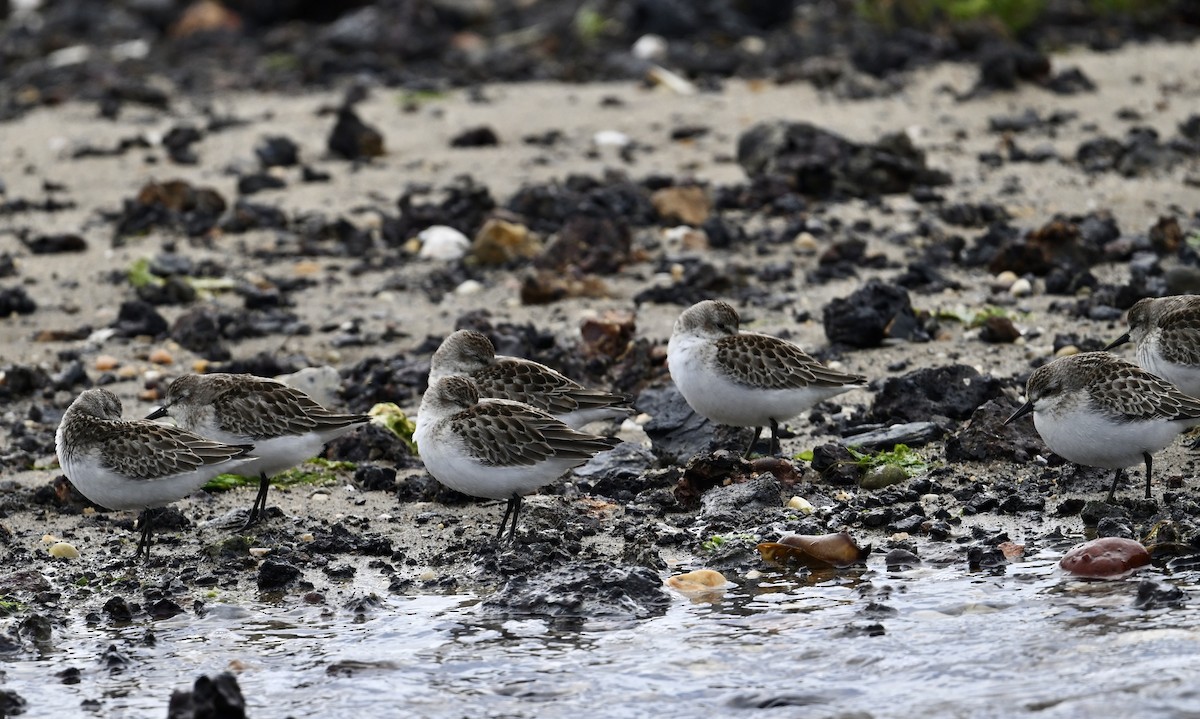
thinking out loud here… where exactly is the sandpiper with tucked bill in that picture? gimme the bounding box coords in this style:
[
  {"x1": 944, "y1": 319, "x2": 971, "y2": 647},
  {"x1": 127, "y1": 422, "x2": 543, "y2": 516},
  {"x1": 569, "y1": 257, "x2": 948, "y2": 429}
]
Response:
[
  {"x1": 429, "y1": 329, "x2": 629, "y2": 429},
  {"x1": 147, "y1": 373, "x2": 369, "y2": 527},
  {"x1": 414, "y1": 375, "x2": 619, "y2": 541},
  {"x1": 1004, "y1": 351, "x2": 1200, "y2": 501},
  {"x1": 55, "y1": 388, "x2": 257, "y2": 558},
  {"x1": 667, "y1": 299, "x2": 867, "y2": 457},
  {"x1": 1106, "y1": 295, "x2": 1200, "y2": 398}
]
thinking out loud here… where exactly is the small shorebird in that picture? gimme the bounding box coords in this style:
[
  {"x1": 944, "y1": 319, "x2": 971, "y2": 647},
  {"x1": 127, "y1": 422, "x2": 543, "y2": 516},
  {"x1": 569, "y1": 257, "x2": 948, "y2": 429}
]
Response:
[
  {"x1": 414, "y1": 375, "x2": 619, "y2": 541},
  {"x1": 147, "y1": 373, "x2": 369, "y2": 527},
  {"x1": 56, "y1": 388, "x2": 257, "y2": 557},
  {"x1": 1005, "y1": 351, "x2": 1200, "y2": 501},
  {"x1": 667, "y1": 299, "x2": 867, "y2": 457},
  {"x1": 429, "y1": 329, "x2": 628, "y2": 429},
  {"x1": 1106, "y1": 295, "x2": 1200, "y2": 398}
]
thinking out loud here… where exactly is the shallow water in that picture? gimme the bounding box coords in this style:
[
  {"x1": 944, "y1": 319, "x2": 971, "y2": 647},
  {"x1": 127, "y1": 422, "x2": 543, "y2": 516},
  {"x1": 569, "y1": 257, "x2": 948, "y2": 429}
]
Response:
[{"x1": 6, "y1": 548, "x2": 1200, "y2": 718}]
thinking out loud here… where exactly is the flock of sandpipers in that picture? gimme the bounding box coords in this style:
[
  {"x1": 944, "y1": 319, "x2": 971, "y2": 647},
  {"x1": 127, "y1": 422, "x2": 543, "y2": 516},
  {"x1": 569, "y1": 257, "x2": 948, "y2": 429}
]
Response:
[{"x1": 53, "y1": 295, "x2": 1200, "y2": 558}]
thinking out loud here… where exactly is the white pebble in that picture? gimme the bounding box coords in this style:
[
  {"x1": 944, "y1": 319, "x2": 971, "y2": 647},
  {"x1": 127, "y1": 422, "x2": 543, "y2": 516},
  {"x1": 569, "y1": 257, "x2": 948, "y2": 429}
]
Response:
[
  {"x1": 249, "y1": 547, "x2": 271, "y2": 558},
  {"x1": 631, "y1": 34, "x2": 668, "y2": 62},
  {"x1": 1009, "y1": 278, "x2": 1033, "y2": 297},
  {"x1": 786, "y1": 496, "x2": 814, "y2": 514},
  {"x1": 417, "y1": 225, "x2": 470, "y2": 261},
  {"x1": 593, "y1": 130, "x2": 631, "y2": 148}
]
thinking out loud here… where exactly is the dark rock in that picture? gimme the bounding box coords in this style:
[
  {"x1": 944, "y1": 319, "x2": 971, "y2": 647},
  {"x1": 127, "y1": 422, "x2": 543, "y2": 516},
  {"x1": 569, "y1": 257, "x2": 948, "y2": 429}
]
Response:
[
  {"x1": 0, "y1": 689, "x2": 26, "y2": 716},
  {"x1": 945, "y1": 398, "x2": 1044, "y2": 463},
  {"x1": 884, "y1": 548, "x2": 921, "y2": 570},
  {"x1": 736, "y1": 120, "x2": 950, "y2": 199},
  {"x1": 147, "y1": 599, "x2": 185, "y2": 620},
  {"x1": 256, "y1": 135, "x2": 300, "y2": 168},
  {"x1": 1134, "y1": 580, "x2": 1187, "y2": 610},
  {"x1": 979, "y1": 315, "x2": 1021, "y2": 343},
  {"x1": 167, "y1": 673, "x2": 247, "y2": 719},
  {"x1": 535, "y1": 214, "x2": 630, "y2": 275},
  {"x1": 392, "y1": 176, "x2": 496, "y2": 240},
  {"x1": 637, "y1": 383, "x2": 718, "y2": 463},
  {"x1": 22, "y1": 233, "x2": 87, "y2": 254},
  {"x1": 1045, "y1": 67, "x2": 1096, "y2": 95},
  {"x1": 170, "y1": 306, "x2": 230, "y2": 360},
  {"x1": 114, "y1": 180, "x2": 227, "y2": 241},
  {"x1": 974, "y1": 42, "x2": 1050, "y2": 92},
  {"x1": 237, "y1": 173, "x2": 287, "y2": 195},
  {"x1": 939, "y1": 202, "x2": 1009, "y2": 228},
  {"x1": 0, "y1": 286, "x2": 37, "y2": 317},
  {"x1": 257, "y1": 559, "x2": 301, "y2": 590},
  {"x1": 869, "y1": 365, "x2": 1003, "y2": 425},
  {"x1": 328, "y1": 107, "x2": 384, "y2": 161},
  {"x1": 811, "y1": 443, "x2": 862, "y2": 486},
  {"x1": 1095, "y1": 517, "x2": 1134, "y2": 539},
  {"x1": 163, "y1": 124, "x2": 202, "y2": 164},
  {"x1": 841, "y1": 421, "x2": 943, "y2": 451},
  {"x1": 988, "y1": 217, "x2": 1100, "y2": 276},
  {"x1": 573, "y1": 443, "x2": 657, "y2": 500},
  {"x1": 308, "y1": 524, "x2": 391, "y2": 556},
  {"x1": 222, "y1": 200, "x2": 289, "y2": 233},
  {"x1": 103, "y1": 596, "x2": 133, "y2": 623},
  {"x1": 450, "y1": 126, "x2": 500, "y2": 147},
  {"x1": 480, "y1": 562, "x2": 670, "y2": 620},
  {"x1": 112, "y1": 300, "x2": 168, "y2": 338},
  {"x1": 822, "y1": 279, "x2": 920, "y2": 347},
  {"x1": 326, "y1": 421, "x2": 416, "y2": 467},
  {"x1": 699, "y1": 473, "x2": 782, "y2": 524},
  {"x1": 353, "y1": 464, "x2": 397, "y2": 492}
]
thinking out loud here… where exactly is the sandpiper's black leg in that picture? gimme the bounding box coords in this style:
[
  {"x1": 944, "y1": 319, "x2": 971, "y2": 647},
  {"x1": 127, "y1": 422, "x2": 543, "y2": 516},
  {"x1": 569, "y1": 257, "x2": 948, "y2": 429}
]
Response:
[
  {"x1": 1143, "y1": 451, "x2": 1153, "y2": 500},
  {"x1": 1106, "y1": 468, "x2": 1124, "y2": 504},
  {"x1": 135, "y1": 509, "x2": 155, "y2": 560},
  {"x1": 769, "y1": 418, "x2": 781, "y2": 457},
  {"x1": 242, "y1": 472, "x2": 271, "y2": 529},
  {"x1": 497, "y1": 494, "x2": 522, "y2": 541},
  {"x1": 743, "y1": 426, "x2": 764, "y2": 459}
]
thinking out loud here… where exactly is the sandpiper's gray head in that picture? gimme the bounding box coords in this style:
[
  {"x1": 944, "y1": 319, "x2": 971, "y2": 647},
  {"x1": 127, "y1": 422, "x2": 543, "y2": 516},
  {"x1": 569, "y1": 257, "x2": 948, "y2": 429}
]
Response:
[
  {"x1": 146, "y1": 374, "x2": 212, "y2": 420},
  {"x1": 674, "y1": 300, "x2": 740, "y2": 338},
  {"x1": 431, "y1": 330, "x2": 496, "y2": 373},
  {"x1": 68, "y1": 388, "x2": 123, "y2": 420},
  {"x1": 427, "y1": 375, "x2": 481, "y2": 410}
]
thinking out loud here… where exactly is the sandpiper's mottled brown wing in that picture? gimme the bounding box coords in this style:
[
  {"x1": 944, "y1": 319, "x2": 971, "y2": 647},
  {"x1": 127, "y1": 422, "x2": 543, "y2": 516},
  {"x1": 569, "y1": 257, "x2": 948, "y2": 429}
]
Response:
[
  {"x1": 1089, "y1": 356, "x2": 1200, "y2": 421},
  {"x1": 449, "y1": 400, "x2": 618, "y2": 468},
  {"x1": 714, "y1": 334, "x2": 866, "y2": 391},
  {"x1": 209, "y1": 377, "x2": 367, "y2": 439},
  {"x1": 1155, "y1": 302, "x2": 1200, "y2": 366},
  {"x1": 86, "y1": 416, "x2": 254, "y2": 481},
  {"x1": 473, "y1": 359, "x2": 626, "y2": 415}
]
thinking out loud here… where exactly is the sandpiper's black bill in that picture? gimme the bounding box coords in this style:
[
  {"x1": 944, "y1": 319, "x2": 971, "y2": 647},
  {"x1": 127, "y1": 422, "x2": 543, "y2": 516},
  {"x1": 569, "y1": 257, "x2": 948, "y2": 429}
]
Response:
[
  {"x1": 145, "y1": 406, "x2": 168, "y2": 420},
  {"x1": 1004, "y1": 401, "x2": 1034, "y2": 425},
  {"x1": 1104, "y1": 332, "x2": 1131, "y2": 351}
]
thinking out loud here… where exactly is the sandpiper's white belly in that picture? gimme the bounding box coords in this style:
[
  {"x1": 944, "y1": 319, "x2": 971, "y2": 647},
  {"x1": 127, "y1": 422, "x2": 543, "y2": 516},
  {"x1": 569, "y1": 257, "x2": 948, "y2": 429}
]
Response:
[
  {"x1": 1034, "y1": 407, "x2": 1186, "y2": 470},
  {"x1": 181, "y1": 424, "x2": 355, "y2": 478},
  {"x1": 668, "y1": 334, "x2": 847, "y2": 427},
  {"x1": 414, "y1": 421, "x2": 578, "y2": 500},
  {"x1": 1139, "y1": 341, "x2": 1200, "y2": 398},
  {"x1": 57, "y1": 451, "x2": 254, "y2": 511}
]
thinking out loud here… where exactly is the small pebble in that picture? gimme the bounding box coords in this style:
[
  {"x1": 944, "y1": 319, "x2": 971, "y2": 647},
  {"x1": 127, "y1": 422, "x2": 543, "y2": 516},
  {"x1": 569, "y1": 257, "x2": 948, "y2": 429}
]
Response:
[
  {"x1": 48, "y1": 541, "x2": 80, "y2": 559},
  {"x1": 1009, "y1": 278, "x2": 1033, "y2": 297},
  {"x1": 95, "y1": 355, "x2": 119, "y2": 371},
  {"x1": 149, "y1": 348, "x2": 173, "y2": 365},
  {"x1": 786, "y1": 496, "x2": 814, "y2": 514},
  {"x1": 1055, "y1": 344, "x2": 1080, "y2": 358},
  {"x1": 249, "y1": 547, "x2": 271, "y2": 558}
]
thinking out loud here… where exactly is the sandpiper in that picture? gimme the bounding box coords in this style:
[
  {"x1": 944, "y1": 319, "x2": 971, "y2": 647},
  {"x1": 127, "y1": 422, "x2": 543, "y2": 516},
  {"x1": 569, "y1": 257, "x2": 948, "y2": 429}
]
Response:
[
  {"x1": 667, "y1": 300, "x2": 867, "y2": 457},
  {"x1": 147, "y1": 373, "x2": 369, "y2": 527},
  {"x1": 1106, "y1": 295, "x2": 1200, "y2": 398},
  {"x1": 414, "y1": 375, "x2": 619, "y2": 540},
  {"x1": 1004, "y1": 351, "x2": 1200, "y2": 501},
  {"x1": 429, "y1": 329, "x2": 628, "y2": 429}
]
